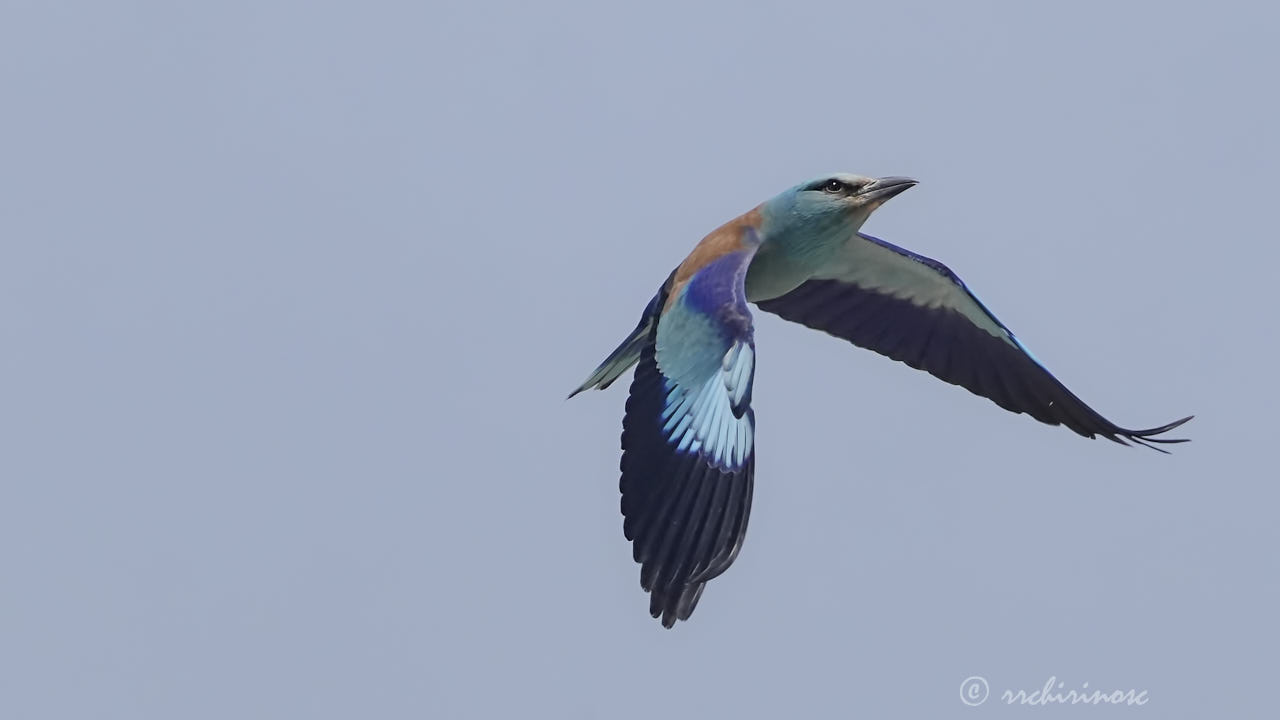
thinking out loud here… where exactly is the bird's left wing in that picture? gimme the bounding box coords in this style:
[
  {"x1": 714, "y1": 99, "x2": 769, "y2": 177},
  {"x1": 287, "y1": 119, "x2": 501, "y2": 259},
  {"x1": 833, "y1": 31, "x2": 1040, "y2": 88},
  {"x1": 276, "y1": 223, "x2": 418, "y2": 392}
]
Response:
[
  {"x1": 622, "y1": 244, "x2": 759, "y2": 627},
  {"x1": 755, "y1": 232, "x2": 1191, "y2": 450}
]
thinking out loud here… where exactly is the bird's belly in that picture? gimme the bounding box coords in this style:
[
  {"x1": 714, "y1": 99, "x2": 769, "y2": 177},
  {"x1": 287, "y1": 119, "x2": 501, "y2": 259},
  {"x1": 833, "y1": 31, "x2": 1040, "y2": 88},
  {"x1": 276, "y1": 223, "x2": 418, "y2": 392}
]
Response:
[{"x1": 744, "y1": 240, "x2": 829, "y2": 303}]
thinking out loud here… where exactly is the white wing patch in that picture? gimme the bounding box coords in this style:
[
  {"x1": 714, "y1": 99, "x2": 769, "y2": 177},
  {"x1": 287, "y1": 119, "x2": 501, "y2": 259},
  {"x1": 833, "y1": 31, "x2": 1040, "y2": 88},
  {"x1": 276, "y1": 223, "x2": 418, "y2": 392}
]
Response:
[{"x1": 659, "y1": 341, "x2": 754, "y2": 469}]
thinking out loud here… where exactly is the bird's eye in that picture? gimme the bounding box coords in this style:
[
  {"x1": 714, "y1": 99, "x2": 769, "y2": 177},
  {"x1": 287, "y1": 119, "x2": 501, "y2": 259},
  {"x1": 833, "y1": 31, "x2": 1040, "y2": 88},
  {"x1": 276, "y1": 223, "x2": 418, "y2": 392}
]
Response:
[{"x1": 823, "y1": 179, "x2": 846, "y2": 194}]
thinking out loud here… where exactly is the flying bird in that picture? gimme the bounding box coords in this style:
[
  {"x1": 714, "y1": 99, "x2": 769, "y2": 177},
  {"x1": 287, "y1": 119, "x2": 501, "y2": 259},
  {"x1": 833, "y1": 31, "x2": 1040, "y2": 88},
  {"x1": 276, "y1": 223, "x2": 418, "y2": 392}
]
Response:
[{"x1": 570, "y1": 173, "x2": 1191, "y2": 628}]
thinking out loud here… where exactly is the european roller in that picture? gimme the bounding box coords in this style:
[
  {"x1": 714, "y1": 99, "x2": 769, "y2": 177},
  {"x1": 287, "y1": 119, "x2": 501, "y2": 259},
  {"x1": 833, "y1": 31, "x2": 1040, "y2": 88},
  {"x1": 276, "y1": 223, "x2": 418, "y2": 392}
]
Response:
[{"x1": 570, "y1": 173, "x2": 1191, "y2": 628}]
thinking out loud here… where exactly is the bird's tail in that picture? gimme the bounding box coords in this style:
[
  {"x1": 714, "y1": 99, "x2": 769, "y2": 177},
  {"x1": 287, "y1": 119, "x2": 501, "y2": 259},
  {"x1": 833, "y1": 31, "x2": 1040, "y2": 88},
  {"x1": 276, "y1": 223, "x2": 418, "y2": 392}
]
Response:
[
  {"x1": 568, "y1": 315, "x2": 652, "y2": 398},
  {"x1": 568, "y1": 279, "x2": 670, "y2": 399}
]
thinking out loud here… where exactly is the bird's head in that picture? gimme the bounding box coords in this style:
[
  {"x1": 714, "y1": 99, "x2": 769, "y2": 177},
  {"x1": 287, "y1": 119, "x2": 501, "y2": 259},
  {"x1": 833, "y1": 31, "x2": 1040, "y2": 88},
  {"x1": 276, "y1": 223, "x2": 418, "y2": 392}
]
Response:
[{"x1": 776, "y1": 173, "x2": 917, "y2": 231}]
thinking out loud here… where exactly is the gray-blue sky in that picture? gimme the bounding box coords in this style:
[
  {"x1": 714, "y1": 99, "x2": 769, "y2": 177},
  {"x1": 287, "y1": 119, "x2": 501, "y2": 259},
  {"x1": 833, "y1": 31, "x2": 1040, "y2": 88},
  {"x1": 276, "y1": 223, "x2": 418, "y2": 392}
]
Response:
[{"x1": 1, "y1": 1, "x2": 1275, "y2": 717}]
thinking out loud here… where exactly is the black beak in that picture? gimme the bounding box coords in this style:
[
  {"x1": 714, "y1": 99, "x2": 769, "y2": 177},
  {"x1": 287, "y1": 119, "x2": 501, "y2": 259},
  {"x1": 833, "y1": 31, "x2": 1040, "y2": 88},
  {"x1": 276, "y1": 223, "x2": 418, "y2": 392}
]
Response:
[{"x1": 858, "y1": 176, "x2": 917, "y2": 205}]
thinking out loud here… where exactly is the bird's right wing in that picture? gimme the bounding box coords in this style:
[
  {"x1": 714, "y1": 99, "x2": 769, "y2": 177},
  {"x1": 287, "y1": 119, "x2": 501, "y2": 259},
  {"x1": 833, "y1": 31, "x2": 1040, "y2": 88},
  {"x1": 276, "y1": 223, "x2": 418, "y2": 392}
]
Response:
[
  {"x1": 755, "y1": 232, "x2": 1191, "y2": 449},
  {"x1": 621, "y1": 245, "x2": 758, "y2": 627}
]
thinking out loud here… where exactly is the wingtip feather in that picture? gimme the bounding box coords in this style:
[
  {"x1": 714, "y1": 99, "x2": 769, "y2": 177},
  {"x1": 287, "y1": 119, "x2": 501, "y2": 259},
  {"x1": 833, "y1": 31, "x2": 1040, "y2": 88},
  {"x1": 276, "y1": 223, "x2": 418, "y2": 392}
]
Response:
[{"x1": 1117, "y1": 414, "x2": 1194, "y2": 452}]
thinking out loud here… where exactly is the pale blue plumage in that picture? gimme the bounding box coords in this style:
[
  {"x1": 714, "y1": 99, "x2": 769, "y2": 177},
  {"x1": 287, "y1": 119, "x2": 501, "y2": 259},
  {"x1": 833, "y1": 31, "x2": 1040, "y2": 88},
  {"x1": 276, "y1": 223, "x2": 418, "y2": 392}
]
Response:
[{"x1": 573, "y1": 173, "x2": 1191, "y2": 628}]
